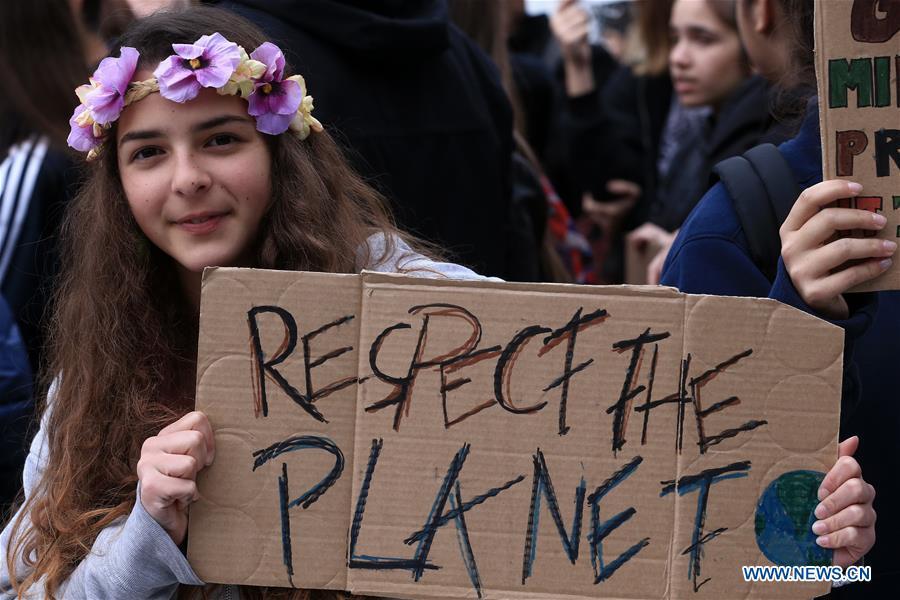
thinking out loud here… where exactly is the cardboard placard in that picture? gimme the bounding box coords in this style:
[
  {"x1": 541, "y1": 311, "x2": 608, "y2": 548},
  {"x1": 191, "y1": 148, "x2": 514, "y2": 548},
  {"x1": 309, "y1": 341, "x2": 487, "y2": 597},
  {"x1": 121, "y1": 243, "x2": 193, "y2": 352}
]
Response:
[
  {"x1": 815, "y1": 0, "x2": 900, "y2": 291},
  {"x1": 188, "y1": 269, "x2": 842, "y2": 599}
]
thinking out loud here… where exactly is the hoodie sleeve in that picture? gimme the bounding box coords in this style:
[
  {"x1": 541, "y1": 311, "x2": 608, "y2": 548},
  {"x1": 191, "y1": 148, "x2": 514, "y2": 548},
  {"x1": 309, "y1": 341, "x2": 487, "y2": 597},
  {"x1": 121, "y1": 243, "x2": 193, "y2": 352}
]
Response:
[
  {"x1": 1, "y1": 406, "x2": 204, "y2": 600},
  {"x1": 362, "y1": 233, "x2": 503, "y2": 282}
]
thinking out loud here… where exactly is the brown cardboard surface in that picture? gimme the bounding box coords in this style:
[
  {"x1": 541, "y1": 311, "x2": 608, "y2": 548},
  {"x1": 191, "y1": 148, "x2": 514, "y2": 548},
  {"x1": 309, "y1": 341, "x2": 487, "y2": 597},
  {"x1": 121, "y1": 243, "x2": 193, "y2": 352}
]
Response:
[
  {"x1": 188, "y1": 269, "x2": 841, "y2": 599},
  {"x1": 815, "y1": 0, "x2": 900, "y2": 291},
  {"x1": 188, "y1": 270, "x2": 361, "y2": 590}
]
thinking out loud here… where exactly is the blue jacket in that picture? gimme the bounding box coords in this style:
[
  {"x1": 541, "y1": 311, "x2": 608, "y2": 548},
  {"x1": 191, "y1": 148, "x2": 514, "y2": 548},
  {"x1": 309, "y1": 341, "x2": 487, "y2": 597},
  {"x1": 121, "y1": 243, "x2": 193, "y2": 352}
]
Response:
[
  {"x1": 661, "y1": 104, "x2": 900, "y2": 591},
  {"x1": 0, "y1": 294, "x2": 32, "y2": 510}
]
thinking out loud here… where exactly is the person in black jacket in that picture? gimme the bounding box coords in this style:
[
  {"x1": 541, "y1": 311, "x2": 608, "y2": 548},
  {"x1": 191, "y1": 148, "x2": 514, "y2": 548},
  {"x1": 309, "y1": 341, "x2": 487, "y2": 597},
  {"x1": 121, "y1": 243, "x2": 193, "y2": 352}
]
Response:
[
  {"x1": 212, "y1": 0, "x2": 520, "y2": 280},
  {"x1": 662, "y1": 0, "x2": 898, "y2": 593},
  {"x1": 552, "y1": 0, "x2": 673, "y2": 283},
  {"x1": 648, "y1": 75, "x2": 773, "y2": 232}
]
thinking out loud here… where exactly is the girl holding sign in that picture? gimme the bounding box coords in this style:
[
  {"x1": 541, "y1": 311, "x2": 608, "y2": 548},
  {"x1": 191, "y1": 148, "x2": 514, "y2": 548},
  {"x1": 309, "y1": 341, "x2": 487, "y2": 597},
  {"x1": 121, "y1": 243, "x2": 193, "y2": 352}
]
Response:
[
  {"x1": 0, "y1": 4, "x2": 876, "y2": 600},
  {"x1": 0, "y1": 6, "x2": 482, "y2": 600},
  {"x1": 660, "y1": 0, "x2": 887, "y2": 592}
]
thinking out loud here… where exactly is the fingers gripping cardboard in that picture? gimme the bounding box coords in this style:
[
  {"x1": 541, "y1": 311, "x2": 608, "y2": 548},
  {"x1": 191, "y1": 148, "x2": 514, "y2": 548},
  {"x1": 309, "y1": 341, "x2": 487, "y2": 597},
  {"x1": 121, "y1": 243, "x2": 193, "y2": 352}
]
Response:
[{"x1": 187, "y1": 270, "x2": 841, "y2": 599}]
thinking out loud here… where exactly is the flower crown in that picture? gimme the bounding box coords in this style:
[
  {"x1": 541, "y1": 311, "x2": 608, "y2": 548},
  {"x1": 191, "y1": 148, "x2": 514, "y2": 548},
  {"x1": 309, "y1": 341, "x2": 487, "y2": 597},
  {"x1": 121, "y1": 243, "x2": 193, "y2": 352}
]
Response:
[{"x1": 67, "y1": 33, "x2": 323, "y2": 160}]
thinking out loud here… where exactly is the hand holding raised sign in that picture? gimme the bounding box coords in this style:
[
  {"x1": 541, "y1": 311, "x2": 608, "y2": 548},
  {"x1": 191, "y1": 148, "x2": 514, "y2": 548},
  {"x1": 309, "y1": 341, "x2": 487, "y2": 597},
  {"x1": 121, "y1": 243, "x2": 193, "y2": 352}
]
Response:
[
  {"x1": 137, "y1": 411, "x2": 216, "y2": 545},
  {"x1": 780, "y1": 180, "x2": 897, "y2": 319},
  {"x1": 812, "y1": 436, "x2": 876, "y2": 568}
]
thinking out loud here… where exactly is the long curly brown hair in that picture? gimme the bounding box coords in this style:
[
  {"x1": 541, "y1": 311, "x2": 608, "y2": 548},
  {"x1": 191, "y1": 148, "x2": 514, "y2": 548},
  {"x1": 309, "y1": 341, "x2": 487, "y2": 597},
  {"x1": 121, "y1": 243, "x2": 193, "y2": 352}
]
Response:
[{"x1": 6, "y1": 7, "x2": 414, "y2": 600}]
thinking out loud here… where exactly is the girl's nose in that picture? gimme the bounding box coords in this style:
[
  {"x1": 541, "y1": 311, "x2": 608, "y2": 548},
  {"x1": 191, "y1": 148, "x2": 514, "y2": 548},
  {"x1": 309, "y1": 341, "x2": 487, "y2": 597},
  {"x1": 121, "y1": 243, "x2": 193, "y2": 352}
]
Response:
[
  {"x1": 669, "y1": 39, "x2": 690, "y2": 69},
  {"x1": 171, "y1": 152, "x2": 212, "y2": 196}
]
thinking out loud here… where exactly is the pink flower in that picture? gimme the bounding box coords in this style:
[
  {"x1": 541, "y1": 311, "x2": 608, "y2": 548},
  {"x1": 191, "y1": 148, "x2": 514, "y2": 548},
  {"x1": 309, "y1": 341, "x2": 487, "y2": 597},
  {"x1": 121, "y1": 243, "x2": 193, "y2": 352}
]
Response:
[
  {"x1": 83, "y1": 47, "x2": 139, "y2": 125},
  {"x1": 67, "y1": 105, "x2": 103, "y2": 152},
  {"x1": 247, "y1": 43, "x2": 303, "y2": 135},
  {"x1": 154, "y1": 33, "x2": 242, "y2": 103}
]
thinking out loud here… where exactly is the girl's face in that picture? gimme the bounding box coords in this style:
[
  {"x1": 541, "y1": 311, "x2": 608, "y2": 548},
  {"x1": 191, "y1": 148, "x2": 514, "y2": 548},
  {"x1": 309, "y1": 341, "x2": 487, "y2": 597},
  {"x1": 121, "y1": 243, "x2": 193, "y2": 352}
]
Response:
[
  {"x1": 669, "y1": 0, "x2": 747, "y2": 109},
  {"x1": 117, "y1": 81, "x2": 272, "y2": 275}
]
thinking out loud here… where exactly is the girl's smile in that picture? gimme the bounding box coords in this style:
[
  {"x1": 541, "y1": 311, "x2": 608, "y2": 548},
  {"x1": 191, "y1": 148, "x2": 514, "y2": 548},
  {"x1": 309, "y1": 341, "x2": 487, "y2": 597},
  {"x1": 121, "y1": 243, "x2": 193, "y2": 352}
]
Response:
[{"x1": 173, "y1": 211, "x2": 229, "y2": 235}]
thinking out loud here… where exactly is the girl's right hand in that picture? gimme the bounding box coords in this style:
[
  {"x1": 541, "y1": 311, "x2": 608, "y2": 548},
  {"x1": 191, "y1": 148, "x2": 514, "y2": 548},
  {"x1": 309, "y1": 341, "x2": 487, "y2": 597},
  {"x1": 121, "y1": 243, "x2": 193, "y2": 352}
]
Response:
[
  {"x1": 137, "y1": 410, "x2": 216, "y2": 545},
  {"x1": 780, "y1": 180, "x2": 896, "y2": 319}
]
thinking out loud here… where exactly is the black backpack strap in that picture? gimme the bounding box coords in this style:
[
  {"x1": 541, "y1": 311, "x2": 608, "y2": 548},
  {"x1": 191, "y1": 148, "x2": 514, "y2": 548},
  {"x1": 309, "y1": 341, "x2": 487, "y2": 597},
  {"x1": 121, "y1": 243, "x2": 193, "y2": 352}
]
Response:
[
  {"x1": 742, "y1": 144, "x2": 801, "y2": 225},
  {"x1": 712, "y1": 143, "x2": 801, "y2": 282}
]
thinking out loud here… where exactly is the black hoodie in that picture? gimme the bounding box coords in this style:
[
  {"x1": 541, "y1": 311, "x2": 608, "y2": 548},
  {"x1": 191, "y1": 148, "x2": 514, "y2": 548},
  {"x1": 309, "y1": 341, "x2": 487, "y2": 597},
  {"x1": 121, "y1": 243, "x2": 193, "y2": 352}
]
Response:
[{"x1": 215, "y1": 0, "x2": 515, "y2": 278}]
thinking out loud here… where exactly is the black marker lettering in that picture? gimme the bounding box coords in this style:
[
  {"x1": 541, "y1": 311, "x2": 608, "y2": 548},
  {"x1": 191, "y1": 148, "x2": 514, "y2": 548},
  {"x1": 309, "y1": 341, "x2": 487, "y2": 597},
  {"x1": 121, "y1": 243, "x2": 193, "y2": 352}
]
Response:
[
  {"x1": 541, "y1": 307, "x2": 608, "y2": 435},
  {"x1": 689, "y1": 349, "x2": 767, "y2": 453},
  {"x1": 588, "y1": 456, "x2": 649, "y2": 584},
  {"x1": 660, "y1": 461, "x2": 752, "y2": 592},
  {"x1": 252, "y1": 435, "x2": 344, "y2": 586},
  {"x1": 607, "y1": 329, "x2": 671, "y2": 455},
  {"x1": 247, "y1": 306, "x2": 326, "y2": 422}
]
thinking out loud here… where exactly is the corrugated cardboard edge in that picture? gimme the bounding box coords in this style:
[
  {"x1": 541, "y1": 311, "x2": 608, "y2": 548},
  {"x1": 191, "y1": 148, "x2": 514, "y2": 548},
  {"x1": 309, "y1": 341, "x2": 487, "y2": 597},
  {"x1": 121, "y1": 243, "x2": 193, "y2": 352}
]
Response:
[
  {"x1": 670, "y1": 293, "x2": 838, "y2": 600},
  {"x1": 360, "y1": 270, "x2": 683, "y2": 298},
  {"x1": 814, "y1": 0, "x2": 831, "y2": 181}
]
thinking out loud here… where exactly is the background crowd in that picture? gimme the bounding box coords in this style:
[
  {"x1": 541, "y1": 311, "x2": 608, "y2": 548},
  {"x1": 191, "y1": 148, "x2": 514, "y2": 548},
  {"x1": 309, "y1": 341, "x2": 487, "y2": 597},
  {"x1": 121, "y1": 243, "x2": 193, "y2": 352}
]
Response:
[{"x1": 0, "y1": 0, "x2": 896, "y2": 598}]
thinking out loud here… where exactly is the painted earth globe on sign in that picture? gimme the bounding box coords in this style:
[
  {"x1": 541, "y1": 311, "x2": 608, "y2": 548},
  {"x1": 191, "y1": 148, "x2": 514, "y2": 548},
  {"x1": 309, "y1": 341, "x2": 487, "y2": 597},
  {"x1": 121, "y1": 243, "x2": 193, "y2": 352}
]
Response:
[{"x1": 755, "y1": 470, "x2": 832, "y2": 567}]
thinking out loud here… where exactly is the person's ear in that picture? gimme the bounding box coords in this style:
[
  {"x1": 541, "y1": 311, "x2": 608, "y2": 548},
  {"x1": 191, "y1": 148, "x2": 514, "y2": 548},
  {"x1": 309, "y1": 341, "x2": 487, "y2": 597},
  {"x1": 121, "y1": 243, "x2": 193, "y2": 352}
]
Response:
[{"x1": 753, "y1": 0, "x2": 777, "y2": 35}]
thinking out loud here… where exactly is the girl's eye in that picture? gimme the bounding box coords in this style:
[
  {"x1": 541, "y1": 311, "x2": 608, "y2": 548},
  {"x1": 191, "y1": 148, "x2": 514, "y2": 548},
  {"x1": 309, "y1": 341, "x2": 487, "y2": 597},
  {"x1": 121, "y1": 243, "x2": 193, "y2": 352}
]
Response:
[
  {"x1": 691, "y1": 31, "x2": 718, "y2": 45},
  {"x1": 208, "y1": 133, "x2": 238, "y2": 147},
  {"x1": 132, "y1": 147, "x2": 162, "y2": 162}
]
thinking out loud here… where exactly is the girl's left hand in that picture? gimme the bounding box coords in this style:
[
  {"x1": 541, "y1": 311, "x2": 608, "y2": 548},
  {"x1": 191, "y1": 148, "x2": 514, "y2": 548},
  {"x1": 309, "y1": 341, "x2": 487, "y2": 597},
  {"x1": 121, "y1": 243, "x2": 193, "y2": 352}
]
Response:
[{"x1": 812, "y1": 436, "x2": 876, "y2": 568}]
